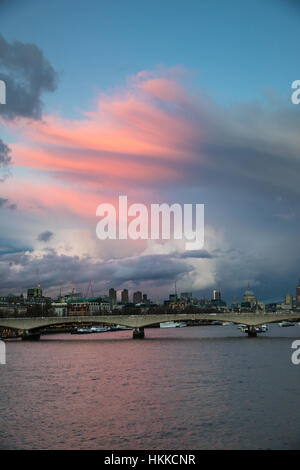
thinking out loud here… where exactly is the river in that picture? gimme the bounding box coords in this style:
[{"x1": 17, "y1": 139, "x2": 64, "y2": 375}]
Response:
[{"x1": 0, "y1": 324, "x2": 299, "y2": 449}]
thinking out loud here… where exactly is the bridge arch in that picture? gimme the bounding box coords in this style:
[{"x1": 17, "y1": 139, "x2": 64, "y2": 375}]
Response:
[{"x1": 0, "y1": 312, "x2": 300, "y2": 334}]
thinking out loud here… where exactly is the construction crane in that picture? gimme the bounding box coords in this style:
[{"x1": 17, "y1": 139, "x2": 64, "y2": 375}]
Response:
[
  {"x1": 59, "y1": 280, "x2": 63, "y2": 297},
  {"x1": 85, "y1": 280, "x2": 94, "y2": 299},
  {"x1": 36, "y1": 267, "x2": 41, "y2": 288}
]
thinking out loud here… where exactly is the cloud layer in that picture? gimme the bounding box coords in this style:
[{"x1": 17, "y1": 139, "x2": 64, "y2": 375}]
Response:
[
  {"x1": 0, "y1": 34, "x2": 57, "y2": 120},
  {"x1": 1, "y1": 67, "x2": 300, "y2": 301}
]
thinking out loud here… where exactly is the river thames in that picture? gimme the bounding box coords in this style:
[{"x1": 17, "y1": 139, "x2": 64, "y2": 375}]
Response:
[{"x1": 0, "y1": 324, "x2": 300, "y2": 450}]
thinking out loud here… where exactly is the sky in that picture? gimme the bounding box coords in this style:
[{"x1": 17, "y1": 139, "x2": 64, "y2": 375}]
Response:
[{"x1": 0, "y1": 0, "x2": 300, "y2": 303}]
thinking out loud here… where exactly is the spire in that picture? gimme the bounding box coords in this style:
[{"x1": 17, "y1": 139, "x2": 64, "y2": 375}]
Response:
[{"x1": 248, "y1": 282, "x2": 251, "y2": 291}]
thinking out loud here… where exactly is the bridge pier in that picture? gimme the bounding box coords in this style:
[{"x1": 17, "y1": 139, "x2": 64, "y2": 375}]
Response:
[
  {"x1": 247, "y1": 326, "x2": 257, "y2": 337},
  {"x1": 133, "y1": 327, "x2": 144, "y2": 339},
  {"x1": 21, "y1": 330, "x2": 41, "y2": 341}
]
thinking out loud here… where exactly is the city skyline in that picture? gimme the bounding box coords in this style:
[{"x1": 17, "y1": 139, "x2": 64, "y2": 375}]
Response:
[
  {"x1": 1, "y1": 0, "x2": 300, "y2": 304},
  {"x1": 2, "y1": 277, "x2": 300, "y2": 307}
]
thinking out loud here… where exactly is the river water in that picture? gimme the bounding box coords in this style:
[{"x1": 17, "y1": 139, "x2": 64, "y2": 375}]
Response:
[{"x1": 0, "y1": 324, "x2": 300, "y2": 449}]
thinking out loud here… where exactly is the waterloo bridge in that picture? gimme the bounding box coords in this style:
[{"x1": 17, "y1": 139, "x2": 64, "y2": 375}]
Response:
[{"x1": 1, "y1": 311, "x2": 300, "y2": 339}]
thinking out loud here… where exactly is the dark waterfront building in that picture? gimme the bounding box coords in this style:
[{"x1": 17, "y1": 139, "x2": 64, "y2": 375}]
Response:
[
  {"x1": 296, "y1": 279, "x2": 300, "y2": 308},
  {"x1": 231, "y1": 296, "x2": 239, "y2": 312},
  {"x1": 169, "y1": 294, "x2": 178, "y2": 302},
  {"x1": 27, "y1": 287, "x2": 42, "y2": 300},
  {"x1": 181, "y1": 292, "x2": 192, "y2": 302},
  {"x1": 121, "y1": 289, "x2": 129, "y2": 303},
  {"x1": 109, "y1": 288, "x2": 117, "y2": 305},
  {"x1": 213, "y1": 290, "x2": 221, "y2": 301},
  {"x1": 0, "y1": 294, "x2": 25, "y2": 305},
  {"x1": 133, "y1": 291, "x2": 142, "y2": 304},
  {"x1": 211, "y1": 289, "x2": 226, "y2": 308}
]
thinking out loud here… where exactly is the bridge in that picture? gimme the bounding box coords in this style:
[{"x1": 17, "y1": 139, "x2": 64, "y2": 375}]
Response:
[{"x1": 1, "y1": 311, "x2": 300, "y2": 339}]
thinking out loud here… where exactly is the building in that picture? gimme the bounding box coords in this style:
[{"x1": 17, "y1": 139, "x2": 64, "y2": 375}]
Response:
[
  {"x1": 28, "y1": 296, "x2": 52, "y2": 305},
  {"x1": 142, "y1": 293, "x2": 151, "y2": 305},
  {"x1": 169, "y1": 294, "x2": 178, "y2": 302},
  {"x1": 99, "y1": 299, "x2": 112, "y2": 312},
  {"x1": 296, "y1": 279, "x2": 300, "y2": 308},
  {"x1": 121, "y1": 289, "x2": 129, "y2": 303},
  {"x1": 231, "y1": 296, "x2": 239, "y2": 311},
  {"x1": 109, "y1": 288, "x2": 117, "y2": 305},
  {"x1": 242, "y1": 283, "x2": 256, "y2": 305},
  {"x1": 133, "y1": 291, "x2": 142, "y2": 304},
  {"x1": 213, "y1": 290, "x2": 221, "y2": 301},
  {"x1": 51, "y1": 302, "x2": 67, "y2": 317},
  {"x1": 66, "y1": 298, "x2": 89, "y2": 315},
  {"x1": 256, "y1": 300, "x2": 265, "y2": 311},
  {"x1": 0, "y1": 294, "x2": 25, "y2": 305},
  {"x1": 58, "y1": 292, "x2": 83, "y2": 303},
  {"x1": 211, "y1": 289, "x2": 226, "y2": 308},
  {"x1": 63, "y1": 296, "x2": 111, "y2": 316},
  {"x1": 27, "y1": 287, "x2": 42, "y2": 300},
  {"x1": 181, "y1": 292, "x2": 192, "y2": 302},
  {"x1": 241, "y1": 283, "x2": 257, "y2": 310},
  {"x1": 283, "y1": 294, "x2": 293, "y2": 310}
]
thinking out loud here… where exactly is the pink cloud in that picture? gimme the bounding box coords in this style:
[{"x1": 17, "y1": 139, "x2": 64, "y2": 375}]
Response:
[{"x1": 3, "y1": 68, "x2": 206, "y2": 217}]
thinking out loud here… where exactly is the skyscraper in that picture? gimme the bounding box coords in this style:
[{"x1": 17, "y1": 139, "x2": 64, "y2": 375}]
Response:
[
  {"x1": 133, "y1": 291, "x2": 142, "y2": 304},
  {"x1": 109, "y1": 288, "x2": 117, "y2": 305},
  {"x1": 121, "y1": 289, "x2": 129, "y2": 304},
  {"x1": 296, "y1": 279, "x2": 300, "y2": 308},
  {"x1": 285, "y1": 294, "x2": 293, "y2": 309},
  {"x1": 27, "y1": 287, "x2": 42, "y2": 300},
  {"x1": 213, "y1": 290, "x2": 221, "y2": 301},
  {"x1": 181, "y1": 292, "x2": 192, "y2": 302}
]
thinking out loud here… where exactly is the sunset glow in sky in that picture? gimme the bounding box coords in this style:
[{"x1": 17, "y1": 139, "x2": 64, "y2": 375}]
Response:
[{"x1": 1, "y1": 0, "x2": 300, "y2": 302}]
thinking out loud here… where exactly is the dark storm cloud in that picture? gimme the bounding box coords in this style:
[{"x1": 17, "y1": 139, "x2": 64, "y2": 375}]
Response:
[
  {"x1": 0, "y1": 35, "x2": 57, "y2": 120},
  {"x1": 37, "y1": 230, "x2": 54, "y2": 242},
  {"x1": 0, "y1": 138, "x2": 11, "y2": 165},
  {"x1": 179, "y1": 249, "x2": 214, "y2": 259},
  {"x1": 0, "y1": 196, "x2": 16, "y2": 209},
  {"x1": 0, "y1": 197, "x2": 8, "y2": 206},
  {"x1": 178, "y1": 99, "x2": 300, "y2": 200},
  {"x1": 0, "y1": 138, "x2": 11, "y2": 181},
  {"x1": 111, "y1": 254, "x2": 193, "y2": 283},
  {"x1": 0, "y1": 250, "x2": 194, "y2": 293}
]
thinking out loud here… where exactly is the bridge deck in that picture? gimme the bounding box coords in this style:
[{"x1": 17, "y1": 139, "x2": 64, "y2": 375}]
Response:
[{"x1": 0, "y1": 312, "x2": 300, "y2": 331}]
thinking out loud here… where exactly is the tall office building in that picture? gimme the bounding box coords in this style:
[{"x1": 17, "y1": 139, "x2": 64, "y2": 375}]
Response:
[
  {"x1": 121, "y1": 289, "x2": 129, "y2": 304},
  {"x1": 133, "y1": 291, "x2": 142, "y2": 304},
  {"x1": 296, "y1": 279, "x2": 300, "y2": 307},
  {"x1": 181, "y1": 292, "x2": 192, "y2": 302},
  {"x1": 169, "y1": 294, "x2": 177, "y2": 302},
  {"x1": 285, "y1": 294, "x2": 293, "y2": 308},
  {"x1": 27, "y1": 287, "x2": 42, "y2": 300},
  {"x1": 213, "y1": 289, "x2": 221, "y2": 301},
  {"x1": 109, "y1": 288, "x2": 117, "y2": 305}
]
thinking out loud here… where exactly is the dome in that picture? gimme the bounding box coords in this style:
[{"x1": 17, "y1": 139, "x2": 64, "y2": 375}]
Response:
[
  {"x1": 244, "y1": 288, "x2": 255, "y2": 297},
  {"x1": 242, "y1": 283, "x2": 257, "y2": 304}
]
